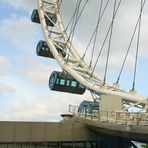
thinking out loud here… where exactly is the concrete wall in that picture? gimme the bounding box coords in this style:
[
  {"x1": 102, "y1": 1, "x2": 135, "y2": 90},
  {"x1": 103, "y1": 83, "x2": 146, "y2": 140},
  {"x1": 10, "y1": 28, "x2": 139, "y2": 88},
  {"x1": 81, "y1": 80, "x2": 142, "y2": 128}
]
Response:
[{"x1": 0, "y1": 121, "x2": 98, "y2": 143}]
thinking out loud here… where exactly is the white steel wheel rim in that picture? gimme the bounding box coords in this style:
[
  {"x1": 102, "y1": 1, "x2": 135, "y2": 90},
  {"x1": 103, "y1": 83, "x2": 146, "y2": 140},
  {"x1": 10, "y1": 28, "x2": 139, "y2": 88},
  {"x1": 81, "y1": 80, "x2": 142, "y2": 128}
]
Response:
[{"x1": 37, "y1": 0, "x2": 147, "y2": 106}]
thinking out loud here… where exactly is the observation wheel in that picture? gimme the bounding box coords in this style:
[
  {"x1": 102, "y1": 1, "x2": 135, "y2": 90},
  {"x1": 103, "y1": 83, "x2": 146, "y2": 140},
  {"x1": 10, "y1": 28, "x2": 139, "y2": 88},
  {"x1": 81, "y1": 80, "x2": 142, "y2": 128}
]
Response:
[{"x1": 32, "y1": 0, "x2": 148, "y2": 112}]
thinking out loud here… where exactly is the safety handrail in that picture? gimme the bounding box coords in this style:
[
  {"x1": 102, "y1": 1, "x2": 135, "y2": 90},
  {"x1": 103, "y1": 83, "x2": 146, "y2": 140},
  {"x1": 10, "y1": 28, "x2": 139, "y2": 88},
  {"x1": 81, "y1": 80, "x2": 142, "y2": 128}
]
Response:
[{"x1": 69, "y1": 105, "x2": 148, "y2": 126}]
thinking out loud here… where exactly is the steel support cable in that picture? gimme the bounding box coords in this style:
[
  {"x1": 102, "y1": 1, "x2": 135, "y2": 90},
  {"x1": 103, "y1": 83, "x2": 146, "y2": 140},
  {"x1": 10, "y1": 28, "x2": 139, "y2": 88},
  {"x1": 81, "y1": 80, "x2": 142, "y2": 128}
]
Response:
[
  {"x1": 90, "y1": 91, "x2": 101, "y2": 103},
  {"x1": 66, "y1": 0, "x2": 89, "y2": 61},
  {"x1": 69, "y1": 0, "x2": 82, "y2": 43},
  {"x1": 103, "y1": 0, "x2": 117, "y2": 84},
  {"x1": 90, "y1": 91, "x2": 96, "y2": 101},
  {"x1": 68, "y1": 0, "x2": 81, "y2": 40},
  {"x1": 82, "y1": 0, "x2": 109, "y2": 59},
  {"x1": 67, "y1": 0, "x2": 89, "y2": 41},
  {"x1": 132, "y1": 0, "x2": 143, "y2": 91},
  {"x1": 116, "y1": 0, "x2": 146, "y2": 85},
  {"x1": 65, "y1": 10, "x2": 78, "y2": 32},
  {"x1": 65, "y1": 0, "x2": 82, "y2": 31},
  {"x1": 67, "y1": 0, "x2": 88, "y2": 46},
  {"x1": 66, "y1": 0, "x2": 82, "y2": 61},
  {"x1": 67, "y1": 0, "x2": 82, "y2": 60},
  {"x1": 90, "y1": 0, "x2": 122, "y2": 77},
  {"x1": 89, "y1": 0, "x2": 104, "y2": 67},
  {"x1": 122, "y1": 0, "x2": 146, "y2": 111}
]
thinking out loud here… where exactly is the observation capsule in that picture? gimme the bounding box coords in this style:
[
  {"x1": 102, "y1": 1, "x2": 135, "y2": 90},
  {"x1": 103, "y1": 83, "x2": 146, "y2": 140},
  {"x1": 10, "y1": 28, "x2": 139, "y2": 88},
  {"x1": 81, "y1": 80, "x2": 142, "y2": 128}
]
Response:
[
  {"x1": 31, "y1": 9, "x2": 57, "y2": 27},
  {"x1": 78, "y1": 100, "x2": 99, "y2": 114},
  {"x1": 36, "y1": 40, "x2": 66, "y2": 58},
  {"x1": 49, "y1": 71, "x2": 86, "y2": 95}
]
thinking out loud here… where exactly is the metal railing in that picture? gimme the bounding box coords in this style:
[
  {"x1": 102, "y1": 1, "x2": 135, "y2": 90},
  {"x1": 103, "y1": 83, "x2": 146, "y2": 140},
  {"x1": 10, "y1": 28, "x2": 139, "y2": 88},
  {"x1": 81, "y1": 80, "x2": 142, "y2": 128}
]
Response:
[{"x1": 68, "y1": 105, "x2": 148, "y2": 126}]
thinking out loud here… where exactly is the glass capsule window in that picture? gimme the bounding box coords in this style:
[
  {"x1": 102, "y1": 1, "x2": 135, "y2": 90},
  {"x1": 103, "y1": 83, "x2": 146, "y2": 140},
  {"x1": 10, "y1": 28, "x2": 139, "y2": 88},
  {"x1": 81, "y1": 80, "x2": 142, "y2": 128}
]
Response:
[
  {"x1": 34, "y1": 9, "x2": 38, "y2": 17},
  {"x1": 60, "y1": 79, "x2": 65, "y2": 85},
  {"x1": 79, "y1": 101, "x2": 99, "y2": 114},
  {"x1": 40, "y1": 42, "x2": 48, "y2": 51},
  {"x1": 71, "y1": 81, "x2": 77, "y2": 87},
  {"x1": 79, "y1": 84, "x2": 84, "y2": 88},
  {"x1": 49, "y1": 73, "x2": 56, "y2": 86},
  {"x1": 50, "y1": 76, "x2": 54, "y2": 85},
  {"x1": 66, "y1": 80, "x2": 70, "y2": 86},
  {"x1": 45, "y1": 47, "x2": 49, "y2": 51},
  {"x1": 56, "y1": 78, "x2": 59, "y2": 84}
]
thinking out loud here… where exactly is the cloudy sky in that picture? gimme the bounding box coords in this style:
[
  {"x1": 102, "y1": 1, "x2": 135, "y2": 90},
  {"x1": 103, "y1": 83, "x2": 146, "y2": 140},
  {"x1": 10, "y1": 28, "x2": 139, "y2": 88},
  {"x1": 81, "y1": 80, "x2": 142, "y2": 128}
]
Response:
[{"x1": 0, "y1": 0, "x2": 148, "y2": 121}]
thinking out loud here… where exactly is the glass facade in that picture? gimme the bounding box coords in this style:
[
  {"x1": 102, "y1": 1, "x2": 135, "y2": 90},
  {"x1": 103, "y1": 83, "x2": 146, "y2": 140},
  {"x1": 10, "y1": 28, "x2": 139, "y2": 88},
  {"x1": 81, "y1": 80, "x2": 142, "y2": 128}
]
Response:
[{"x1": 0, "y1": 141, "x2": 97, "y2": 148}]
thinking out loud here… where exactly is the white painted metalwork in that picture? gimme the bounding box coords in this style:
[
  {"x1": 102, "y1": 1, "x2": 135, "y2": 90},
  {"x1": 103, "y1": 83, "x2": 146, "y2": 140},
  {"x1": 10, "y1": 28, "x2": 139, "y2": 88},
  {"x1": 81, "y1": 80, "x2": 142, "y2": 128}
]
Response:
[
  {"x1": 69, "y1": 105, "x2": 148, "y2": 126},
  {"x1": 37, "y1": 0, "x2": 147, "y2": 107}
]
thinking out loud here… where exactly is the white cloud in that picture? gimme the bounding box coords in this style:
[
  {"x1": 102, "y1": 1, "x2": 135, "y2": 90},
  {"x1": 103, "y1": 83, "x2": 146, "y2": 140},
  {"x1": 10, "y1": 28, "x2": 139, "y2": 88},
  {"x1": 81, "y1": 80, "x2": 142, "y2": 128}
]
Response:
[
  {"x1": 25, "y1": 59, "x2": 58, "y2": 84},
  {"x1": 0, "y1": 55, "x2": 92, "y2": 122},
  {"x1": 0, "y1": 82, "x2": 15, "y2": 94},
  {"x1": 4, "y1": 0, "x2": 37, "y2": 12},
  {"x1": 1, "y1": 90, "x2": 91, "y2": 121},
  {"x1": 0, "y1": 55, "x2": 11, "y2": 75},
  {"x1": 13, "y1": 55, "x2": 60, "y2": 85},
  {"x1": 0, "y1": 16, "x2": 39, "y2": 51}
]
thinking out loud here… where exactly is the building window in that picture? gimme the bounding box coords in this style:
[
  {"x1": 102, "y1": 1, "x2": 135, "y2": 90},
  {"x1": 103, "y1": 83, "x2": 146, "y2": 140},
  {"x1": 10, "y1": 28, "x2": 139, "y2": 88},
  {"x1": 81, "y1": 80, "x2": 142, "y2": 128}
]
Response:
[{"x1": 61, "y1": 142, "x2": 73, "y2": 148}]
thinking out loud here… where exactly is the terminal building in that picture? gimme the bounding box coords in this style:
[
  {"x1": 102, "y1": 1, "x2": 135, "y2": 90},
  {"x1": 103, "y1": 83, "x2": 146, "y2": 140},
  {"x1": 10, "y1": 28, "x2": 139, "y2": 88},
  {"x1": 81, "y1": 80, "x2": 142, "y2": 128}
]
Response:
[
  {"x1": 0, "y1": 100, "x2": 141, "y2": 148},
  {"x1": 0, "y1": 119, "x2": 132, "y2": 148}
]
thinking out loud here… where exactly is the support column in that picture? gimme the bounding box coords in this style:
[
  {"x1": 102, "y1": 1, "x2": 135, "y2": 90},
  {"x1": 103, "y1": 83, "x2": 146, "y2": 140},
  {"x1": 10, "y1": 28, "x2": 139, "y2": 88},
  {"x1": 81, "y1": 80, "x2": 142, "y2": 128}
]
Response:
[{"x1": 99, "y1": 94, "x2": 122, "y2": 111}]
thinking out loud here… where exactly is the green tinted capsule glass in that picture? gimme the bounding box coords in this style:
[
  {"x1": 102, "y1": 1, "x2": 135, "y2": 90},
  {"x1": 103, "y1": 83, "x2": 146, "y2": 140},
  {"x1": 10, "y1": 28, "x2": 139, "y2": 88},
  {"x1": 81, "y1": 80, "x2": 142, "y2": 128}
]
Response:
[
  {"x1": 60, "y1": 79, "x2": 65, "y2": 85},
  {"x1": 56, "y1": 78, "x2": 59, "y2": 84},
  {"x1": 67, "y1": 80, "x2": 70, "y2": 86},
  {"x1": 71, "y1": 81, "x2": 77, "y2": 87}
]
